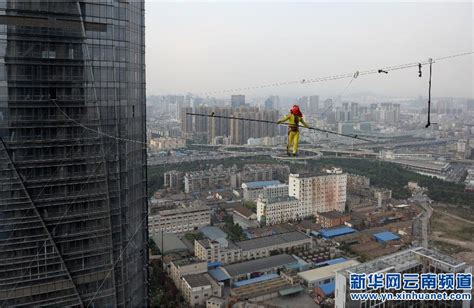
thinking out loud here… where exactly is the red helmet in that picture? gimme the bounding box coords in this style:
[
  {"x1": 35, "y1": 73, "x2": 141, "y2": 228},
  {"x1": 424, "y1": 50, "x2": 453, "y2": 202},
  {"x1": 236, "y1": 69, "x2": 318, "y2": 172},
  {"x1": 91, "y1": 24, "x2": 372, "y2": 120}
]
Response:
[{"x1": 290, "y1": 105, "x2": 303, "y2": 117}]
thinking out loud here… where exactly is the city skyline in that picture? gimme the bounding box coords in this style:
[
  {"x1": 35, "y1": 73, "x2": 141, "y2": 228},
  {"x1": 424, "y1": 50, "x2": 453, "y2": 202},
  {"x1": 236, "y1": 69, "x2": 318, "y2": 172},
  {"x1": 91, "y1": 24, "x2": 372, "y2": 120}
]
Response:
[{"x1": 146, "y1": 2, "x2": 473, "y2": 98}]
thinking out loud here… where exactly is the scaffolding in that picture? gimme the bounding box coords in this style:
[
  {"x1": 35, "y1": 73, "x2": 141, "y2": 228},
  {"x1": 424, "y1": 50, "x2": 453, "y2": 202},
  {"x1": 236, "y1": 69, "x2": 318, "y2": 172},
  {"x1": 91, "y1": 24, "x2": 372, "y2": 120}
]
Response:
[{"x1": 0, "y1": 1, "x2": 147, "y2": 307}]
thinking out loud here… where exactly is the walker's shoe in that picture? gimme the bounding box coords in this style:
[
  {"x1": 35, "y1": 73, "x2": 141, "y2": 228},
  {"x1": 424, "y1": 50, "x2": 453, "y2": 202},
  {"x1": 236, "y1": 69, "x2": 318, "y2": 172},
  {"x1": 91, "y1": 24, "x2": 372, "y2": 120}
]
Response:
[
  {"x1": 287, "y1": 151, "x2": 291, "y2": 157},
  {"x1": 293, "y1": 153, "x2": 298, "y2": 157}
]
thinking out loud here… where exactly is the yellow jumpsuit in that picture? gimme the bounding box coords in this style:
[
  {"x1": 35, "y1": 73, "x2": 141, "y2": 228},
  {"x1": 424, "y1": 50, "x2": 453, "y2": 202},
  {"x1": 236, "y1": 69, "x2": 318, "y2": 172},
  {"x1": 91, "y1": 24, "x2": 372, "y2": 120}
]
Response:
[{"x1": 277, "y1": 113, "x2": 308, "y2": 155}]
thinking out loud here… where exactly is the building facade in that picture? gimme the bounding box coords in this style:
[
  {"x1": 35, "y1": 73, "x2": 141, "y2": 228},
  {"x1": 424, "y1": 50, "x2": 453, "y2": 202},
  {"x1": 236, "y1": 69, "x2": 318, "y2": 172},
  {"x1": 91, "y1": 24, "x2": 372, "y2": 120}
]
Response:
[
  {"x1": 194, "y1": 239, "x2": 242, "y2": 264},
  {"x1": 257, "y1": 196, "x2": 304, "y2": 226},
  {"x1": 184, "y1": 166, "x2": 231, "y2": 193},
  {"x1": 231, "y1": 94, "x2": 245, "y2": 108},
  {"x1": 0, "y1": 1, "x2": 147, "y2": 307},
  {"x1": 231, "y1": 164, "x2": 290, "y2": 188},
  {"x1": 182, "y1": 273, "x2": 222, "y2": 307},
  {"x1": 164, "y1": 170, "x2": 184, "y2": 191},
  {"x1": 289, "y1": 173, "x2": 347, "y2": 216},
  {"x1": 148, "y1": 205, "x2": 210, "y2": 234},
  {"x1": 317, "y1": 211, "x2": 351, "y2": 228},
  {"x1": 241, "y1": 180, "x2": 286, "y2": 201},
  {"x1": 149, "y1": 137, "x2": 186, "y2": 151}
]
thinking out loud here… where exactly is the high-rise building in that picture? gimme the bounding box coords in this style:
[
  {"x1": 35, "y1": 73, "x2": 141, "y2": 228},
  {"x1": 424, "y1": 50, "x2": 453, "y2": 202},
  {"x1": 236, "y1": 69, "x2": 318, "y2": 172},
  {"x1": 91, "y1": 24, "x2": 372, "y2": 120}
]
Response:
[
  {"x1": 181, "y1": 107, "x2": 194, "y2": 134},
  {"x1": 194, "y1": 106, "x2": 212, "y2": 133},
  {"x1": 230, "y1": 107, "x2": 279, "y2": 145},
  {"x1": 309, "y1": 95, "x2": 319, "y2": 114},
  {"x1": 209, "y1": 107, "x2": 231, "y2": 140},
  {"x1": 298, "y1": 96, "x2": 309, "y2": 111},
  {"x1": 350, "y1": 102, "x2": 359, "y2": 119},
  {"x1": 257, "y1": 196, "x2": 303, "y2": 226},
  {"x1": 289, "y1": 173, "x2": 347, "y2": 216},
  {"x1": 231, "y1": 94, "x2": 245, "y2": 108},
  {"x1": 467, "y1": 99, "x2": 474, "y2": 111},
  {"x1": 264, "y1": 95, "x2": 280, "y2": 110},
  {"x1": 0, "y1": 2, "x2": 147, "y2": 307},
  {"x1": 176, "y1": 95, "x2": 187, "y2": 121},
  {"x1": 264, "y1": 98, "x2": 274, "y2": 109},
  {"x1": 323, "y1": 98, "x2": 333, "y2": 110}
]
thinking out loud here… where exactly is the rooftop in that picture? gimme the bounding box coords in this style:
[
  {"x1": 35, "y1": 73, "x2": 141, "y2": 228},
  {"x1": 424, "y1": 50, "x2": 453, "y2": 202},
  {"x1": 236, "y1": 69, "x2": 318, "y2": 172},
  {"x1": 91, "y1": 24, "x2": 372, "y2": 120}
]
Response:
[
  {"x1": 319, "y1": 226, "x2": 357, "y2": 238},
  {"x1": 372, "y1": 231, "x2": 400, "y2": 242},
  {"x1": 199, "y1": 226, "x2": 228, "y2": 241},
  {"x1": 242, "y1": 180, "x2": 281, "y2": 189},
  {"x1": 173, "y1": 258, "x2": 207, "y2": 267},
  {"x1": 223, "y1": 254, "x2": 297, "y2": 277},
  {"x1": 339, "y1": 247, "x2": 467, "y2": 277},
  {"x1": 150, "y1": 232, "x2": 188, "y2": 254},
  {"x1": 289, "y1": 172, "x2": 345, "y2": 179},
  {"x1": 233, "y1": 273, "x2": 280, "y2": 287},
  {"x1": 157, "y1": 205, "x2": 209, "y2": 216},
  {"x1": 183, "y1": 273, "x2": 213, "y2": 288},
  {"x1": 278, "y1": 285, "x2": 305, "y2": 296},
  {"x1": 233, "y1": 205, "x2": 255, "y2": 218},
  {"x1": 314, "y1": 257, "x2": 347, "y2": 267},
  {"x1": 318, "y1": 211, "x2": 349, "y2": 219},
  {"x1": 208, "y1": 268, "x2": 231, "y2": 282},
  {"x1": 319, "y1": 282, "x2": 335, "y2": 296},
  {"x1": 298, "y1": 259, "x2": 360, "y2": 282},
  {"x1": 235, "y1": 231, "x2": 311, "y2": 251}
]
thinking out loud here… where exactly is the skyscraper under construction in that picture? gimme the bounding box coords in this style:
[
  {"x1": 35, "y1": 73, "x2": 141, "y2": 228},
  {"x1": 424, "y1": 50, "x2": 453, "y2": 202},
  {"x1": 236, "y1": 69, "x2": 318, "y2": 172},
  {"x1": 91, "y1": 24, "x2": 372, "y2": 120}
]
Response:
[{"x1": 0, "y1": 1, "x2": 147, "y2": 306}]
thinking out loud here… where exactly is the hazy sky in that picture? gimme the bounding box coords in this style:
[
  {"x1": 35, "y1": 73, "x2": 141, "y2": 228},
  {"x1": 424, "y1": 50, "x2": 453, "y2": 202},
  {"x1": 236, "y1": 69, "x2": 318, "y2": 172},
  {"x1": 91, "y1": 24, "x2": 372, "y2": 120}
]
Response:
[{"x1": 146, "y1": 2, "x2": 473, "y2": 99}]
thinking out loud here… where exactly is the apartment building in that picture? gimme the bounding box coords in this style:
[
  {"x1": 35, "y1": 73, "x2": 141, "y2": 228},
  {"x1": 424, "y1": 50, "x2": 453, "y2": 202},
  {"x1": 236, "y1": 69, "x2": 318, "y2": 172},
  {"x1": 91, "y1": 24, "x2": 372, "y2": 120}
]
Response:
[
  {"x1": 289, "y1": 173, "x2": 347, "y2": 216},
  {"x1": 242, "y1": 180, "x2": 287, "y2": 201},
  {"x1": 230, "y1": 107, "x2": 280, "y2": 145},
  {"x1": 184, "y1": 166, "x2": 233, "y2": 193},
  {"x1": 164, "y1": 170, "x2": 184, "y2": 191},
  {"x1": 231, "y1": 164, "x2": 290, "y2": 188},
  {"x1": 148, "y1": 204, "x2": 210, "y2": 234},
  {"x1": 195, "y1": 239, "x2": 242, "y2": 264},
  {"x1": 257, "y1": 196, "x2": 304, "y2": 225},
  {"x1": 149, "y1": 137, "x2": 186, "y2": 151}
]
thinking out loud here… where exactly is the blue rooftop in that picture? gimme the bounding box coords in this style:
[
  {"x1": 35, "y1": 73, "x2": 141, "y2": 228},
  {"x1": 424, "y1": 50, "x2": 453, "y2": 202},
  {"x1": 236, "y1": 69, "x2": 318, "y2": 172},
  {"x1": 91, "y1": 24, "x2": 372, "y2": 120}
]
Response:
[
  {"x1": 208, "y1": 268, "x2": 230, "y2": 282},
  {"x1": 319, "y1": 226, "x2": 356, "y2": 238},
  {"x1": 233, "y1": 273, "x2": 279, "y2": 287},
  {"x1": 242, "y1": 180, "x2": 281, "y2": 189},
  {"x1": 208, "y1": 261, "x2": 223, "y2": 269},
  {"x1": 314, "y1": 257, "x2": 347, "y2": 267},
  {"x1": 319, "y1": 282, "x2": 335, "y2": 296},
  {"x1": 373, "y1": 231, "x2": 400, "y2": 242}
]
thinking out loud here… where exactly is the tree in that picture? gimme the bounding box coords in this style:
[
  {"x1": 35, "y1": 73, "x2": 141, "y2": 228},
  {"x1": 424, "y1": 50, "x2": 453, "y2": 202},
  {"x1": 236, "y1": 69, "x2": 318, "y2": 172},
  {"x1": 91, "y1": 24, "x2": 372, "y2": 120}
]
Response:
[
  {"x1": 149, "y1": 238, "x2": 160, "y2": 255},
  {"x1": 243, "y1": 200, "x2": 257, "y2": 211}
]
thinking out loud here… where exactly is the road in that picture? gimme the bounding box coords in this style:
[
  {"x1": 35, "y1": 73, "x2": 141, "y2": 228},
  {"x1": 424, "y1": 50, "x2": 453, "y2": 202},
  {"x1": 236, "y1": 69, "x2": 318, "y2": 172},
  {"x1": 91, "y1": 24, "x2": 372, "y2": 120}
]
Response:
[
  {"x1": 431, "y1": 233, "x2": 474, "y2": 251},
  {"x1": 412, "y1": 193, "x2": 433, "y2": 248},
  {"x1": 445, "y1": 163, "x2": 466, "y2": 183},
  {"x1": 436, "y1": 210, "x2": 474, "y2": 225},
  {"x1": 419, "y1": 202, "x2": 433, "y2": 248}
]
